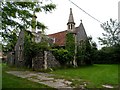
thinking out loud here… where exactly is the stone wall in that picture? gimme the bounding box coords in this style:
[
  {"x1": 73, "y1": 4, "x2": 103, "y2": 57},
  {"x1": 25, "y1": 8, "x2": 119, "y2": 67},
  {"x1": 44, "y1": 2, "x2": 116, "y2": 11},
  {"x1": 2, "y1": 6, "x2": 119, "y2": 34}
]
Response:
[
  {"x1": 32, "y1": 51, "x2": 60, "y2": 70},
  {"x1": 9, "y1": 30, "x2": 60, "y2": 70},
  {"x1": 14, "y1": 30, "x2": 25, "y2": 67},
  {"x1": 32, "y1": 51, "x2": 44, "y2": 70},
  {"x1": 7, "y1": 52, "x2": 15, "y2": 66},
  {"x1": 47, "y1": 51, "x2": 60, "y2": 68}
]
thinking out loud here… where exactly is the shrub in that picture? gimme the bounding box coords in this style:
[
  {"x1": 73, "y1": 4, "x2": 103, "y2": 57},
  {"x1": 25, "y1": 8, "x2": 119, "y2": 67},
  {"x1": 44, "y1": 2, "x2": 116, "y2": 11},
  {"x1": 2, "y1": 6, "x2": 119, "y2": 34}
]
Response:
[
  {"x1": 93, "y1": 45, "x2": 120, "y2": 64},
  {"x1": 51, "y1": 48, "x2": 71, "y2": 66}
]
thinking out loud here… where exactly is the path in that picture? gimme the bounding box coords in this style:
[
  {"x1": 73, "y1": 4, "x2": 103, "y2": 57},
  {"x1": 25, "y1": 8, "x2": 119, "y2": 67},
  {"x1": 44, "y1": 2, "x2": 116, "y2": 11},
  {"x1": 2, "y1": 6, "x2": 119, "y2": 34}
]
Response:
[
  {"x1": 6, "y1": 71, "x2": 74, "y2": 89},
  {"x1": 6, "y1": 71, "x2": 115, "y2": 89}
]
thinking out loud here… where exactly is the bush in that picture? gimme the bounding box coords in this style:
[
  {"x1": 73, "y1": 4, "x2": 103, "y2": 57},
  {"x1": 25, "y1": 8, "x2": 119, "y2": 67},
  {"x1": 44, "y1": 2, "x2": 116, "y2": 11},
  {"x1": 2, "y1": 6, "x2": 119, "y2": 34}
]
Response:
[
  {"x1": 93, "y1": 45, "x2": 120, "y2": 64},
  {"x1": 51, "y1": 48, "x2": 71, "y2": 66}
]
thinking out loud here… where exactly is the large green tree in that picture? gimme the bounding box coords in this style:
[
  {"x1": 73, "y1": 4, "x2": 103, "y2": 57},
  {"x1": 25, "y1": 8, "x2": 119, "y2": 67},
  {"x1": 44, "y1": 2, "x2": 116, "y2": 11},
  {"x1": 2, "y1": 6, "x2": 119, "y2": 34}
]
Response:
[
  {"x1": 97, "y1": 19, "x2": 120, "y2": 64},
  {"x1": 1, "y1": 1, "x2": 56, "y2": 51},
  {"x1": 98, "y1": 19, "x2": 120, "y2": 47},
  {"x1": 77, "y1": 39, "x2": 93, "y2": 66}
]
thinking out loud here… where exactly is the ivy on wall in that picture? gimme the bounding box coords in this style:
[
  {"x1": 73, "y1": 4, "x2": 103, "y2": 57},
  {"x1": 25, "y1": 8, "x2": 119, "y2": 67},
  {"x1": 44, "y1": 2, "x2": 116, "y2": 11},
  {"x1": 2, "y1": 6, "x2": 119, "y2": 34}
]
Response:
[
  {"x1": 24, "y1": 30, "x2": 33, "y2": 68},
  {"x1": 65, "y1": 32, "x2": 75, "y2": 62},
  {"x1": 24, "y1": 30, "x2": 50, "y2": 68},
  {"x1": 65, "y1": 32, "x2": 92, "y2": 66}
]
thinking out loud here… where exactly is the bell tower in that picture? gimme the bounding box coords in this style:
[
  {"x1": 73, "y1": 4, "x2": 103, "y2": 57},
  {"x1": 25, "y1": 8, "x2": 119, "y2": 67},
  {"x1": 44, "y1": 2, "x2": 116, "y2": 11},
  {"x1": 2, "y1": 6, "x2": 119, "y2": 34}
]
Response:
[{"x1": 67, "y1": 8, "x2": 75, "y2": 32}]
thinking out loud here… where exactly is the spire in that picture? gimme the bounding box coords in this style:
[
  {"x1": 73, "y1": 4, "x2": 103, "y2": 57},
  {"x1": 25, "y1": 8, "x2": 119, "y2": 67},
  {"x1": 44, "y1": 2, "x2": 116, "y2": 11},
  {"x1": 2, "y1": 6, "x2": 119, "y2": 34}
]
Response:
[
  {"x1": 67, "y1": 8, "x2": 75, "y2": 31},
  {"x1": 67, "y1": 8, "x2": 75, "y2": 25}
]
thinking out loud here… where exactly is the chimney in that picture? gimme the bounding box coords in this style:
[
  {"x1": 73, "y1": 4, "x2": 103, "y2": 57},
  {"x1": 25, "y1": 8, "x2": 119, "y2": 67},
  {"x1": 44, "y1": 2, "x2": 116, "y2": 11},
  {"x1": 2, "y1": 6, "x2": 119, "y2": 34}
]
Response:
[{"x1": 32, "y1": 12, "x2": 37, "y2": 32}]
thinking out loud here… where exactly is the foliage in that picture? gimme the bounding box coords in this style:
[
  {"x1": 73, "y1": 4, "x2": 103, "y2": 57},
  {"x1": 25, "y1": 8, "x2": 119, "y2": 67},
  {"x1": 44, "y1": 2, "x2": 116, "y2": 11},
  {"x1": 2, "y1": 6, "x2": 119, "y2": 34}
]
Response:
[
  {"x1": 2, "y1": 29, "x2": 18, "y2": 52},
  {"x1": 98, "y1": 19, "x2": 120, "y2": 47},
  {"x1": 65, "y1": 33, "x2": 94, "y2": 66},
  {"x1": 1, "y1": 1, "x2": 56, "y2": 51},
  {"x1": 87, "y1": 36, "x2": 98, "y2": 64},
  {"x1": 31, "y1": 42, "x2": 50, "y2": 57},
  {"x1": 24, "y1": 30, "x2": 50, "y2": 67},
  {"x1": 24, "y1": 30, "x2": 33, "y2": 67},
  {"x1": 51, "y1": 48, "x2": 70, "y2": 66},
  {"x1": 96, "y1": 19, "x2": 120, "y2": 64},
  {"x1": 77, "y1": 39, "x2": 92, "y2": 66},
  {"x1": 65, "y1": 33, "x2": 75, "y2": 62},
  {"x1": 93, "y1": 45, "x2": 120, "y2": 64},
  {"x1": 50, "y1": 64, "x2": 118, "y2": 88}
]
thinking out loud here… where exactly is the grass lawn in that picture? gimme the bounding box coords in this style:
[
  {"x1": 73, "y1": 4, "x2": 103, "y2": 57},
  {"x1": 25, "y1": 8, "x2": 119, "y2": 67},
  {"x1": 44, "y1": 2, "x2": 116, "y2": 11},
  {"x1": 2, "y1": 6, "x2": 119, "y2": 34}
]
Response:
[
  {"x1": 2, "y1": 63, "x2": 54, "y2": 89},
  {"x1": 50, "y1": 64, "x2": 119, "y2": 88},
  {"x1": 1, "y1": 63, "x2": 119, "y2": 88}
]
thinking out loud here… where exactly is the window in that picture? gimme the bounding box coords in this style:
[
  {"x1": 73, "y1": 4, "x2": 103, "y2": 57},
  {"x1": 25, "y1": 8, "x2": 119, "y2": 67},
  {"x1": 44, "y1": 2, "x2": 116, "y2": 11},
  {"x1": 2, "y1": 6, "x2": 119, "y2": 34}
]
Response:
[
  {"x1": 71, "y1": 24, "x2": 72, "y2": 29},
  {"x1": 68, "y1": 25, "x2": 70, "y2": 29}
]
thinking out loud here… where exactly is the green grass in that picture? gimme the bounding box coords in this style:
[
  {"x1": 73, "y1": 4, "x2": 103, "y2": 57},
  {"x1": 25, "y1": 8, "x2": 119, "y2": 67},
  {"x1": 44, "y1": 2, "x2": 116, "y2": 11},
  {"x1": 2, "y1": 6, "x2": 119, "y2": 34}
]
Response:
[
  {"x1": 2, "y1": 63, "x2": 55, "y2": 89},
  {"x1": 1, "y1": 63, "x2": 119, "y2": 88},
  {"x1": 49, "y1": 64, "x2": 119, "y2": 88}
]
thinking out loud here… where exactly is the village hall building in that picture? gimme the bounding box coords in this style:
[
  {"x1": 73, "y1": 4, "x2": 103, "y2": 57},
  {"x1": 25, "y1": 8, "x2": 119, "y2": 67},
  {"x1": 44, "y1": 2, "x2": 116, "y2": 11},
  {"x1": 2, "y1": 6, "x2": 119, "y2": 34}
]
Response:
[{"x1": 7, "y1": 8, "x2": 88, "y2": 70}]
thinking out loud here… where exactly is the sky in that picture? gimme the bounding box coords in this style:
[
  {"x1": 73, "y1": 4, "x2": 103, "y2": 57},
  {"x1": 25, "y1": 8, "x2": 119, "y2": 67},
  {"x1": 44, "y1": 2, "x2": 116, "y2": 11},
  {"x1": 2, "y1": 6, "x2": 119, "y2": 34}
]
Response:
[{"x1": 36, "y1": 0, "x2": 119, "y2": 49}]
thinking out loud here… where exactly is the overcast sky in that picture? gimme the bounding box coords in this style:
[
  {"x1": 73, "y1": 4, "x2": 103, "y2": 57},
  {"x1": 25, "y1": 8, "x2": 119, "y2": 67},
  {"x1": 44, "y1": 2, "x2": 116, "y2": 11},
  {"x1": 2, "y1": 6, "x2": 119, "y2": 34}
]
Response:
[{"x1": 36, "y1": 0, "x2": 119, "y2": 49}]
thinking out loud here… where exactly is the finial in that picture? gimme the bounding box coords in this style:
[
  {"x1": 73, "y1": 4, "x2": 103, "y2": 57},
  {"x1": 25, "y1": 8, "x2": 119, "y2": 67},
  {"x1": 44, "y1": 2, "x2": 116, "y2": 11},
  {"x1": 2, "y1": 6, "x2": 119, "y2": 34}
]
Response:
[
  {"x1": 70, "y1": 8, "x2": 72, "y2": 15},
  {"x1": 80, "y1": 20, "x2": 82, "y2": 23}
]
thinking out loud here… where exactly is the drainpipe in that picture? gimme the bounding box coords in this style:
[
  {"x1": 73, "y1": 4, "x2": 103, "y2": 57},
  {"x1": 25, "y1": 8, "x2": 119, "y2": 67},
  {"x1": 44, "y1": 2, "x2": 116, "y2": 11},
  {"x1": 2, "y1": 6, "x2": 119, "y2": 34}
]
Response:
[
  {"x1": 118, "y1": 2, "x2": 120, "y2": 43},
  {"x1": 73, "y1": 33, "x2": 77, "y2": 67},
  {"x1": 44, "y1": 51, "x2": 47, "y2": 69}
]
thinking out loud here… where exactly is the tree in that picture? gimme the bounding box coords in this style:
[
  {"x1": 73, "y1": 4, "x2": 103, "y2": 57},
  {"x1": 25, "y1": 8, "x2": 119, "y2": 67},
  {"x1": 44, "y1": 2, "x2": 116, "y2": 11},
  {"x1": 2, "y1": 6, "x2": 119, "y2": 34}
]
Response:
[
  {"x1": 3, "y1": 29, "x2": 18, "y2": 52},
  {"x1": 77, "y1": 39, "x2": 93, "y2": 66},
  {"x1": 95, "y1": 45, "x2": 120, "y2": 64},
  {"x1": 1, "y1": 1, "x2": 56, "y2": 51},
  {"x1": 97, "y1": 19, "x2": 120, "y2": 64},
  {"x1": 98, "y1": 19, "x2": 120, "y2": 47}
]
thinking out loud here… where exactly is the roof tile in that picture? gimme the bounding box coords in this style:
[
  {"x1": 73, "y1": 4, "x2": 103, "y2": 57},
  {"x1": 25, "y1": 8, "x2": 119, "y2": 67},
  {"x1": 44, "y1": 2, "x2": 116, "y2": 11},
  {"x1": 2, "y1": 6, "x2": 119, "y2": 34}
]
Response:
[{"x1": 48, "y1": 30, "x2": 67, "y2": 46}]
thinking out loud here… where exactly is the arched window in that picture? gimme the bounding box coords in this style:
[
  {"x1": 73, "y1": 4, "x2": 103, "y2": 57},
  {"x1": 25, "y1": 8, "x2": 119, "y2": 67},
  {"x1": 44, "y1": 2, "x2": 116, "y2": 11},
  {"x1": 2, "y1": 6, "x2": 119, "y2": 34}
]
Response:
[
  {"x1": 68, "y1": 25, "x2": 70, "y2": 29},
  {"x1": 71, "y1": 24, "x2": 72, "y2": 29}
]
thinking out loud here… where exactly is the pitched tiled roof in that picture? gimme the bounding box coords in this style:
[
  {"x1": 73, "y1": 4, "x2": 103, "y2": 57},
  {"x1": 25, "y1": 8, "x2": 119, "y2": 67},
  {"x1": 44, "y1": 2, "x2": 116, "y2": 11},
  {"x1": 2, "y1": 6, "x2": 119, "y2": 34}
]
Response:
[
  {"x1": 47, "y1": 30, "x2": 67, "y2": 46},
  {"x1": 47, "y1": 22, "x2": 87, "y2": 46}
]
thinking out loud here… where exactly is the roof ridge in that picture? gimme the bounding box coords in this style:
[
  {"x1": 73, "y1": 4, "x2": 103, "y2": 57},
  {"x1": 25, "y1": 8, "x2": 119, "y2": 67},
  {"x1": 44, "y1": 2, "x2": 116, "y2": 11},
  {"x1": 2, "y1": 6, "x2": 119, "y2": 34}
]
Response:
[{"x1": 47, "y1": 30, "x2": 67, "y2": 36}]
